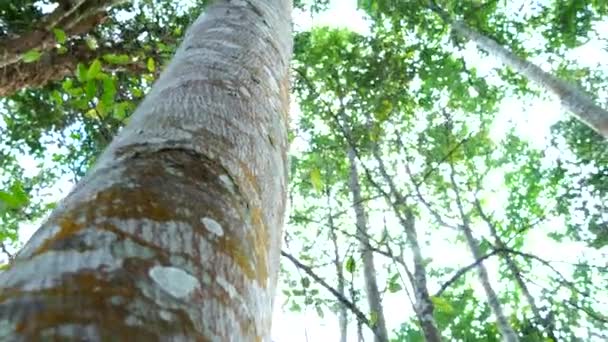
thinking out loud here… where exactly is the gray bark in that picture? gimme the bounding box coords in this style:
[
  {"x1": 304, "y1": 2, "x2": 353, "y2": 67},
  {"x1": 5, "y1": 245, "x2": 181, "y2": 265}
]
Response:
[
  {"x1": 346, "y1": 147, "x2": 389, "y2": 342},
  {"x1": 0, "y1": 0, "x2": 291, "y2": 340}
]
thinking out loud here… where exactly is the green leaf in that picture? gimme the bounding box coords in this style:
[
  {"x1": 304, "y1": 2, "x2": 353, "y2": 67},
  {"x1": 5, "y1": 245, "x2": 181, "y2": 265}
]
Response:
[
  {"x1": 76, "y1": 63, "x2": 87, "y2": 82},
  {"x1": 87, "y1": 60, "x2": 102, "y2": 80},
  {"x1": 102, "y1": 77, "x2": 116, "y2": 106},
  {"x1": 430, "y1": 296, "x2": 454, "y2": 314},
  {"x1": 112, "y1": 101, "x2": 131, "y2": 120},
  {"x1": 315, "y1": 305, "x2": 324, "y2": 318},
  {"x1": 301, "y1": 277, "x2": 310, "y2": 288},
  {"x1": 345, "y1": 256, "x2": 356, "y2": 273},
  {"x1": 0, "y1": 182, "x2": 29, "y2": 210},
  {"x1": 52, "y1": 28, "x2": 66, "y2": 44},
  {"x1": 388, "y1": 273, "x2": 402, "y2": 293},
  {"x1": 102, "y1": 54, "x2": 130, "y2": 65},
  {"x1": 147, "y1": 57, "x2": 155, "y2": 72},
  {"x1": 85, "y1": 36, "x2": 98, "y2": 50},
  {"x1": 22, "y1": 49, "x2": 42, "y2": 63},
  {"x1": 85, "y1": 80, "x2": 96, "y2": 99},
  {"x1": 50, "y1": 90, "x2": 63, "y2": 105},
  {"x1": 370, "y1": 311, "x2": 378, "y2": 325},
  {"x1": 85, "y1": 109, "x2": 99, "y2": 120},
  {"x1": 310, "y1": 168, "x2": 323, "y2": 192}
]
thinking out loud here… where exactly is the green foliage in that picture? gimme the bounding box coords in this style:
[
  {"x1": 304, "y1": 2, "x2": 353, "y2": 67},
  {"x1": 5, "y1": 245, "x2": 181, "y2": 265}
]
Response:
[
  {"x1": 52, "y1": 28, "x2": 67, "y2": 44},
  {"x1": 21, "y1": 49, "x2": 41, "y2": 63}
]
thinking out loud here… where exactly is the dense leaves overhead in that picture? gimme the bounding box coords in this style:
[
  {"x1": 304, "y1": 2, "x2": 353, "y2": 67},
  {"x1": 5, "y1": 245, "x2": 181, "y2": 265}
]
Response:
[{"x1": 1, "y1": 0, "x2": 607, "y2": 341}]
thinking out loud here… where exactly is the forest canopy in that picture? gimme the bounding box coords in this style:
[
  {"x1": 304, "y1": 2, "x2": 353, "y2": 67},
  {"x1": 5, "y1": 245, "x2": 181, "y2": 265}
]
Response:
[{"x1": 0, "y1": 0, "x2": 606, "y2": 341}]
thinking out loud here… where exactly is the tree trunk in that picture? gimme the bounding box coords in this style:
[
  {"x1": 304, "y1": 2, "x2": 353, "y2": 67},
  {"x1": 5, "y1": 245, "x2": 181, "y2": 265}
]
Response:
[
  {"x1": 449, "y1": 169, "x2": 519, "y2": 342},
  {"x1": 371, "y1": 147, "x2": 442, "y2": 342},
  {"x1": 327, "y1": 192, "x2": 349, "y2": 342},
  {"x1": 429, "y1": 4, "x2": 608, "y2": 137},
  {"x1": 474, "y1": 199, "x2": 558, "y2": 341},
  {"x1": 0, "y1": 0, "x2": 291, "y2": 340},
  {"x1": 346, "y1": 147, "x2": 389, "y2": 342}
]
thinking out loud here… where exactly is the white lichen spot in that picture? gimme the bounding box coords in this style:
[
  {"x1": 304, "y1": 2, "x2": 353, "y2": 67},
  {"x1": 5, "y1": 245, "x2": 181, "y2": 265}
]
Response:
[
  {"x1": 149, "y1": 266, "x2": 200, "y2": 298},
  {"x1": 219, "y1": 174, "x2": 235, "y2": 193},
  {"x1": 201, "y1": 272, "x2": 211, "y2": 285},
  {"x1": 201, "y1": 217, "x2": 224, "y2": 237},
  {"x1": 125, "y1": 315, "x2": 143, "y2": 326},
  {"x1": 159, "y1": 310, "x2": 173, "y2": 321},
  {"x1": 110, "y1": 296, "x2": 125, "y2": 306}
]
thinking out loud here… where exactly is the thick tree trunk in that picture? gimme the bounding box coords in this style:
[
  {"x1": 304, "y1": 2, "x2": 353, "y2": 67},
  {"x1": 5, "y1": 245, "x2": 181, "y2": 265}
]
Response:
[
  {"x1": 0, "y1": 0, "x2": 291, "y2": 340},
  {"x1": 346, "y1": 147, "x2": 389, "y2": 342},
  {"x1": 429, "y1": 4, "x2": 608, "y2": 137}
]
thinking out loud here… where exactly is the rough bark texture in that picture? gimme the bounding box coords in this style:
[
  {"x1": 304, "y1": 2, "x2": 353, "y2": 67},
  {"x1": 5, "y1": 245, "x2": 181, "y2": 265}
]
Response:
[
  {"x1": 346, "y1": 147, "x2": 389, "y2": 342},
  {"x1": 0, "y1": 0, "x2": 292, "y2": 340},
  {"x1": 429, "y1": 3, "x2": 608, "y2": 138},
  {"x1": 371, "y1": 148, "x2": 442, "y2": 342}
]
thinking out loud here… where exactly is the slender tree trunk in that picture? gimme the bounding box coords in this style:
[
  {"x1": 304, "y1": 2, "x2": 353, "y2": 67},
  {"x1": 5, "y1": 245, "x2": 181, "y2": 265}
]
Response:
[
  {"x1": 474, "y1": 200, "x2": 557, "y2": 341},
  {"x1": 459, "y1": 225, "x2": 519, "y2": 342},
  {"x1": 327, "y1": 191, "x2": 348, "y2": 342},
  {"x1": 449, "y1": 169, "x2": 519, "y2": 342},
  {"x1": 0, "y1": 0, "x2": 291, "y2": 340},
  {"x1": 346, "y1": 146, "x2": 389, "y2": 342},
  {"x1": 371, "y1": 147, "x2": 442, "y2": 342},
  {"x1": 429, "y1": 3, "x2": 608, "y2": 137}
]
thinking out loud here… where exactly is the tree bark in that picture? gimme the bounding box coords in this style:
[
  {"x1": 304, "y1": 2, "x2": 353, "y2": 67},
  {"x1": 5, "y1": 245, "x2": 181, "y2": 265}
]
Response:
[
  {"x1": 0, "y1": 0, "x2": 291, "y2": 340},
  {"x1": 429, "y1": 3, "x2": 608, "y2": 138},
  {"x1": 346, "y1": 147, "x2": 389, "y2": 342}
]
